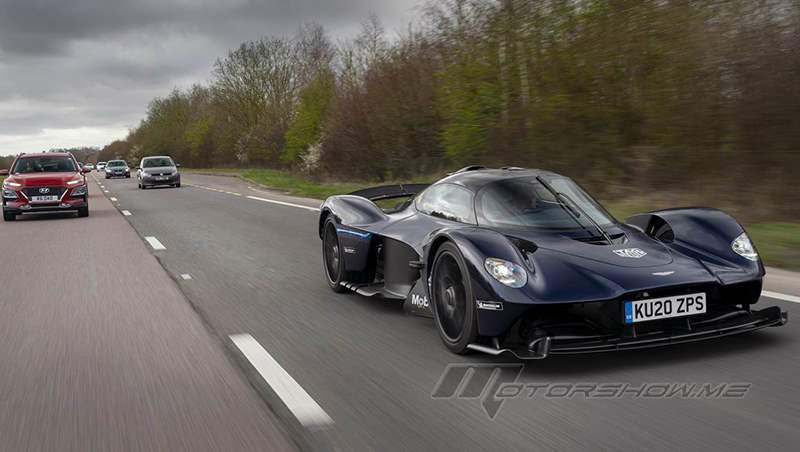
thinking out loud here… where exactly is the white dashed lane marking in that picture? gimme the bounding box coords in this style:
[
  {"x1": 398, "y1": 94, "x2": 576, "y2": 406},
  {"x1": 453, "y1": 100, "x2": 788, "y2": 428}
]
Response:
[
  {"x1": 109, "y1": 197, "x2": 117, "y2": 201},
  {"x1": 144, "y1": 236, "x2": 166, "y2": 250},
  {"x1": 762, "y1": 290, "x2": 800, "y2": 304},
  {"x1": 230, "y1": 333, "x2": 333, "y2": 428},
  {"x1": 122, "y1": 210, "x2": 132, "y2": 216},
  {"x1": 246, "y1": 195, "x2": 319, "y2": 212},
  {"x1": 180, "y1": 274, "x2": 192, "y2": 280}
]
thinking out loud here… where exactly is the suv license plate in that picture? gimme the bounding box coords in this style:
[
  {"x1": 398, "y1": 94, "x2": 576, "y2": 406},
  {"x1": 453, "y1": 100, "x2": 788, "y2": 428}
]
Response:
[
  {"x1": 31, "y1": 195, "x2": 59, "y2": 202},
  {"x1": 624, "y1": 292, "x2": 706, "y2": 324}
]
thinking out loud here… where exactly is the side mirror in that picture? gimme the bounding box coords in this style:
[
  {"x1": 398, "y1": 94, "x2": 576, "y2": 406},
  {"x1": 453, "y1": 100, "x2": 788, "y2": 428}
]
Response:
[
  {"x1": 0, "y1": 169, "x2": 9, "y2": 176},
  {"x1": 81, "y1": 168, "x2": 92, "y2": 174},
  {"x1": 175, "y1": 163, "x2": 181, "y2": 168}
]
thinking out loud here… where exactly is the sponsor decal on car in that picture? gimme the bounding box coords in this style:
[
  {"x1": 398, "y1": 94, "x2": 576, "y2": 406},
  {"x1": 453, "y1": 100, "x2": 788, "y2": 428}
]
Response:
[{"x1": 411, "y1": 293, "x2": 429, "y2": 309}]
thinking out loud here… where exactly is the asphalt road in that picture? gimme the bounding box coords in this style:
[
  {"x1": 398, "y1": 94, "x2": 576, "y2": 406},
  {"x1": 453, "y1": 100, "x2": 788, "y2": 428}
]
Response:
[
  {"x1": 0, "y1": 180, "x2": 295, "y2": 452},
  {"x1": 85, "y1": 172, "x2": 799, "y2": 451}
]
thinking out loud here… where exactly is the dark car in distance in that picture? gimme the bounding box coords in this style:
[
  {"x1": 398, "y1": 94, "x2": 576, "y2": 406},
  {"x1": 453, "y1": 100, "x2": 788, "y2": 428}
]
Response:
[
  {"x1": 319, "y1": 166, "x2": 787, "y2": 359},
  {"x1": 105, "y1": 160, "x2": 130, "y2": 178}
]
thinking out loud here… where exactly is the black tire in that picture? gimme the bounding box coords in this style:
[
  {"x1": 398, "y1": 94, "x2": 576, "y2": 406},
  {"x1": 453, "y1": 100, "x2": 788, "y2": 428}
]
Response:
[
  {"x1": 430, "y1": 242, "x2": 479, "y2": 354},
  {"x1": 126, "y1": 174, "x2": 131, "y2": 178},
  {"x1": 3, "y1": 211, "x2": 16, "y2": 221},
  {"x1": 77, "y1": 205, "x2": 89, "y2": 218},
  {"x1": 322, "y1": 218, "x2": 349, "y2": 293},
  {"x1": 174, "y1": 183, "x2": 181, "y2": 188}
]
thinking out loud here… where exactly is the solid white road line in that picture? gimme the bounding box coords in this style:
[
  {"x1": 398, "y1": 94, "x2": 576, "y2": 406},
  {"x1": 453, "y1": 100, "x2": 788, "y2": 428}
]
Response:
[
  {"x1": 144, "y1": 236, "x2": 166, "y2": 250},
  {"x1": 121, "y1": 210, "x2": 132, "y2": 216},
  {"x1": 762, "y1": 290, "x2": 800, "y2": 304},
  {"x1": 229, "y1": 334, "x2": 333, "y2": 428},
  {"x1": 246, "y1": 195, "x2": 320, "y2": 212},
  {"x1": 180, "y1": 274, "x2": 192, "y2": 280}
]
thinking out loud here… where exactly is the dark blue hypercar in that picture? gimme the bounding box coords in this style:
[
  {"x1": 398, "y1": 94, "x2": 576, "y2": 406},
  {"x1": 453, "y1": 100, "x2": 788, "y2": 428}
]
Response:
[{"x1": 319, "y1": 166, "x2": 787, "y2": 359}]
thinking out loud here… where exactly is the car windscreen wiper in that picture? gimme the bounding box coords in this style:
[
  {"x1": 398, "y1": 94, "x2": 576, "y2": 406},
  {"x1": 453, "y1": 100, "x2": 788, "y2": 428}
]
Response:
[{"x1": 536, "y1": 176, "x2": 612, "y2": 243}]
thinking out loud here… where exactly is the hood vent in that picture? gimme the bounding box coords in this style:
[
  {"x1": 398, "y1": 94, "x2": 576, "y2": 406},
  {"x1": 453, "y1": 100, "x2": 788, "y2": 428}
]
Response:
[
  {"x1": 574, "y1": 232, "x2": 627, "y2": 246},
  {"x1": 506, "y1": 236, "x2": 538, "y2": 271}
]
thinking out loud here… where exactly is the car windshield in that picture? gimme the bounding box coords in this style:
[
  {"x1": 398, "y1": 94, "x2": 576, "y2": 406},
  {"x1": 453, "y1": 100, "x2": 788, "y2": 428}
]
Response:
[
  {"x1": 142, "y1": 158, "x2": 174, "y2": 168},
  {"x1": 476, "y1": 176, "x2": 617, "y2": 231},
  {"x1": 12, "y1": 156, "x2": 77, "y2": 174},
  {"x1": 107, "y1": 161, "x2": 127, "y2": 167}
]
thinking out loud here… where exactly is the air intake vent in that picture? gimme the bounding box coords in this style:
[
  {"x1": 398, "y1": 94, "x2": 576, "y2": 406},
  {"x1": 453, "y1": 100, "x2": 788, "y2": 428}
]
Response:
[{"x1": 449, "y1": 165, "x2": 486, "y2": 175}]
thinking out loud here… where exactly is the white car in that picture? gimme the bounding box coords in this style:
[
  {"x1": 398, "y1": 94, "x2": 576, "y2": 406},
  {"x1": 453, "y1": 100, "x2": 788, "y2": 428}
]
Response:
[{"x1": 97, "y1": 161, "x2": 107, "y2": 171}]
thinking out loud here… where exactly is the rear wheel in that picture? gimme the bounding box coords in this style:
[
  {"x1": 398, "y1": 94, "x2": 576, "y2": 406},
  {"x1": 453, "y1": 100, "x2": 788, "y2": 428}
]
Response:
[
  {"x1": 431, "y1": 242, "x2": 479, "y2": 354},
  {"x1": 322, "y1": 219, "x2": 348, "y2": 293},
  {"x1": 3, "y1": 211, "x2": 16, "y2": 221}
]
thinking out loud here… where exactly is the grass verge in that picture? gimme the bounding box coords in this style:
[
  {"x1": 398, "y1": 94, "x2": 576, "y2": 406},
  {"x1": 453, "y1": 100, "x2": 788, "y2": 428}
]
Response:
[
  {"x1": 185, "y1": 168, "x2": 799, "y2": 271},
  {"x1": 185, "y1": 168, "x2": 367, "y2": 199}
]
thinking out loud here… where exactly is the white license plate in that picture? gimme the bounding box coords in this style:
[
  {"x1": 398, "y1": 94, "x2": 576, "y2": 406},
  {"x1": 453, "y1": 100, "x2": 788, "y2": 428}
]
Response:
[
  {"x1": 30, "y1": 195, "x2": 59, "y2": 202},
  {"x1": 156, "y1": 176, "x2": 168, "y2": 181},
  {"x1": 624, "y1": 292, "x2": 706, "y2": 324}
]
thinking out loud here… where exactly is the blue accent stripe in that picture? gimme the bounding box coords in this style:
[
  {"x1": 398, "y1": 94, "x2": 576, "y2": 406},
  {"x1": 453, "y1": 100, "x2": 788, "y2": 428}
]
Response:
[
  {"x1": 624, "y1": 302, "x2": 633, "y2": 324},
  {"x1": 336, "y1": 228, "x2": 371, "y2": 239}
]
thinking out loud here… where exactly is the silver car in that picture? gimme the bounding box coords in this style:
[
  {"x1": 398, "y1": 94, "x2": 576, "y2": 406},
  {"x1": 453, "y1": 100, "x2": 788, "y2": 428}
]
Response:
[{"x1": 137, "y1": 156, "x2": 181, "y2": 189}]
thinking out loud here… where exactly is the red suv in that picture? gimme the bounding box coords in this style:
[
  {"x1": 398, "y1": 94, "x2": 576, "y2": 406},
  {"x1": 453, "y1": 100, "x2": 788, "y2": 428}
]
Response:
[{"x1": 1, "y1": 152, "x2": 91, "y2": 221}]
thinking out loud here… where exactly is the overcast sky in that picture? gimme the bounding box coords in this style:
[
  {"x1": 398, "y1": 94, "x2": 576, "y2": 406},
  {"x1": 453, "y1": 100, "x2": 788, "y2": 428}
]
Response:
[{"x1": 0, "y1": 0, "x2": 421, "y2": 156}]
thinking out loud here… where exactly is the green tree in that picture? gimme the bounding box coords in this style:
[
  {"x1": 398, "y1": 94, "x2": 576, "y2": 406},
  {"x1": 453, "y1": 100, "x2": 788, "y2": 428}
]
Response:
[{"x1": 282, "y1": 69, "x2": 335, "y2": 165}]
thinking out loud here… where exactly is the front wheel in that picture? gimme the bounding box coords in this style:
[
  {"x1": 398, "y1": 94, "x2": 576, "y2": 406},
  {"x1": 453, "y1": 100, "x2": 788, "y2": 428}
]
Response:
[
  {"x1": 322, "y1": 219, "x2": 349, "y2": 293},
  {"x1": 3, "y1": 211, "x2": 15, "y2": 221},
  {"x1": 77, "y1": 205, "x2": 89, "y2": 218},
  {"x1": 431, "y1": 242, "x2": 479, "y2": 354}
]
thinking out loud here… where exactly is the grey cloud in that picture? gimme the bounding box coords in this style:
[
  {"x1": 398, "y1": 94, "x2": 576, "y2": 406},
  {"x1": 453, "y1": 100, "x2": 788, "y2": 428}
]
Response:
[{"x1": 0, "y1": 0, "x2": 421, "y2": 153}]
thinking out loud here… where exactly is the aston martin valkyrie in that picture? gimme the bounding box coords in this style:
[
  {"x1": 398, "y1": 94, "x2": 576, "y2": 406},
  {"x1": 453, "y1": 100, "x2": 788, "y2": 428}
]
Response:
[{"x1": 318, "y1": 166, "x2": 787, "y2": 359}]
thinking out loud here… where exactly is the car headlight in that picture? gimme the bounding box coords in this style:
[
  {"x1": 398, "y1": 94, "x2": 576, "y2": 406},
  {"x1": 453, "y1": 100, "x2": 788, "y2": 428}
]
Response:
[
  {"x1": 3, "y1": 181, "x2": 21, "y2": 188},
  {"x1": 732, "y1": 232, "x2": 758, "y2": 261},
  {"x1": 70, "y1": 185, "x2": 88, "y2": 197},
  {"x1": 3, "y1": 189, "x2": 17, "y2": 200},
  {"x1": 484, "y1": 258, "x2": 528, "y2": 288}
]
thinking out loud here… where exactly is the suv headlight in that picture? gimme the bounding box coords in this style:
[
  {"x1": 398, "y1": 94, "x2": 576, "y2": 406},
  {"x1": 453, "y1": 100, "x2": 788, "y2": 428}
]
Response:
[
  {"x1": 484, "y1": 258, "x2": 528, "y2": 288},
  {"x1": 71, "y1": 185, "x2": 88, "y2": 197},
  {"x1": 732, "y1": 233, "x2": 758, "y2": 261}
]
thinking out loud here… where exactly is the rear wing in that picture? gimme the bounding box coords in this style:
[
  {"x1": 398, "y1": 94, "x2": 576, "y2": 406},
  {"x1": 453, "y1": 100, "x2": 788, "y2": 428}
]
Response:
[{"x1": 348, "y1": 184, "x2": 429, "y2": 202}]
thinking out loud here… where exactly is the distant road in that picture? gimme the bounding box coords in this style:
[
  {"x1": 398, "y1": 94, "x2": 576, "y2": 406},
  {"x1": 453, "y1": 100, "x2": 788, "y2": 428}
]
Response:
[
  {"x1": 84, "y1": 172, "x2": 798, "y2": 451},
  {"x1": 0, "y1": 182, "x2": 295, "y2": 451}
]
